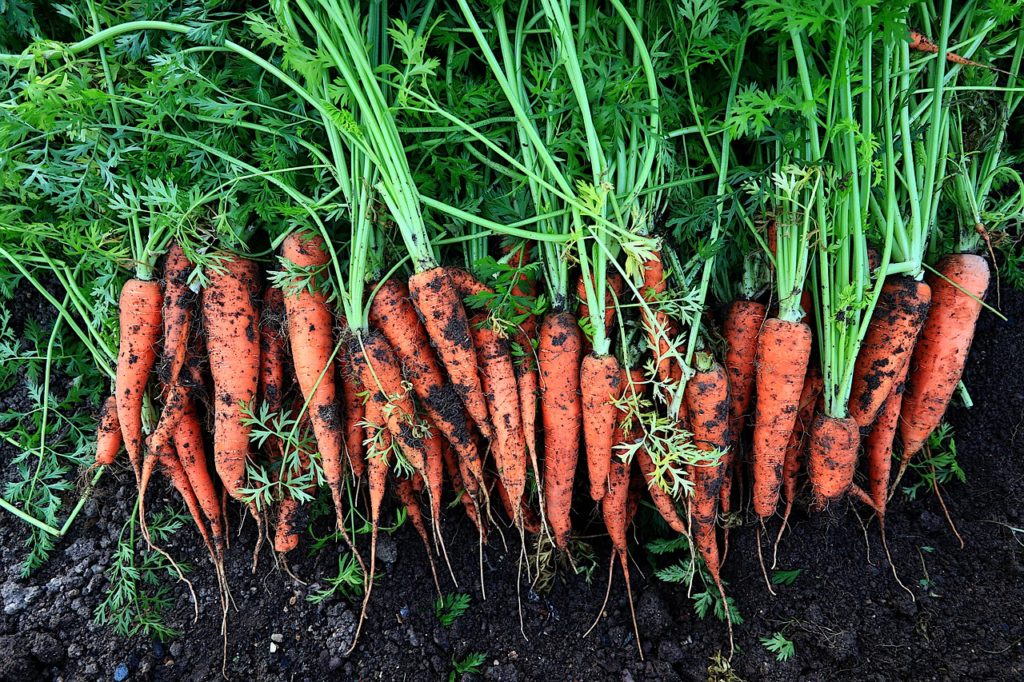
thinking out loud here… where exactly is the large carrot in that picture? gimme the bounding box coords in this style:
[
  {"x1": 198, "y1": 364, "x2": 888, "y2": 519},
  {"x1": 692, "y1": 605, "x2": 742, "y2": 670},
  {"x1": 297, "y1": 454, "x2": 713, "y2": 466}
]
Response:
[
  {"x1": 807, "y1": 412, "x2": 861, "y2": 507},
  {"x1": 752, "y1": 318, "x2": 812, "y2": 518},
  {"x1": 469, "y1": 314, "x2": 527, "y2": 524},
  {"x1": 581, "y1": 353, "x2": 623, "y2": 502},
  {"x1": 848, "y1": 277, "x2": 931, "y2": 427},
  {"x1": 684, "y1": 356, "x2": 733, "y2": 650},
  {"x1": 115, "y1": 278, "x2": 163, "y2": 483},
  {"x1": 407, "y1": 267, "x2": 493, "y2": 439},
  {"x1": 281, "y1": 232, "x2": 347, "y2": 530},
  {"x1": 201, "y1": 254, "x2": 260, "y2": 506},
  {"x1": 338, "y1": 344, "x2": 366, "y2": 478},
  {"x1": 94, "y1": 395, "x2": 122, "y2": 467},
  {"x1": 900, "y1": 254, "x2": 990, "y2": 458},
  {"x1": 721, "y1": 299, "x2": 766, "y2": 515},
  {"x1": 370, "y1": 279, "x2": 485, "y2": 500},
  {"x1": 539, "y1": 311, "x2": 583, "y2": 550}
]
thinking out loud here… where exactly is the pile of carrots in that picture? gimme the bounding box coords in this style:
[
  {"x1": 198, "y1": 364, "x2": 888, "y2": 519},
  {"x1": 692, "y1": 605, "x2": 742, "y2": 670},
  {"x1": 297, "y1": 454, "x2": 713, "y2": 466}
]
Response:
[
  {"x1": 93, "y1": 231, "x2": 989, "y2": 653},
  {"x1": 0, "y1": 0, "x2": 1009, "y2": 661}
]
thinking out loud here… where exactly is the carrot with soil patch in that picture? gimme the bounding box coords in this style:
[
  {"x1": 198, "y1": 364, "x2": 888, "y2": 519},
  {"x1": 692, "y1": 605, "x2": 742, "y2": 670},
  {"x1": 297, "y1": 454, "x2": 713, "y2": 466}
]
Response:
[
  {"x1": 774, "y1": 366, "x2": 823, "y2": 561},
  {"x1": 281, "y1": 232, "x2": 349, "y2": 531},
  {"x1": 338, "y1": 343, "x2": 366, "y2": 478},
  {"x1": 807, "y1": 412, "x2": 861, "y2": 506},
  {"x1": 174, "y1": 399, "x2": 225, "y2": 557},
  {"x1": 469, "y1": 314, "x2": 527, "y2": 525},
  {"x1": 684, "y1": 355, "x2": 733, "y2": 651},
  {"x1": 900, "y1": 254, "x2": 990, "y2": 460},
  {"x1": 370, "y1": 278, "x2": 485, "y2": 507},
  {"x1": 581, "y1": 353, "x2": 623, "y2": 502},
  {"x1": 539, "y1": 311, "x2": 583, "y2": 550},
  {"x1": 202, "y1": 254, "x2": 261, "y2": 505},
  {"x1": 115, "y1": 278, "x2": 163, "y2": 484},
  {"x1": 752, "y1": 318, "x2": 812, "y2": 517},
  {"x1": 848, "y1": 277, "x2": 931, "y2": 428},
  {"x1": 407, "y1": 267, "x2": 493, "y2": 440}
]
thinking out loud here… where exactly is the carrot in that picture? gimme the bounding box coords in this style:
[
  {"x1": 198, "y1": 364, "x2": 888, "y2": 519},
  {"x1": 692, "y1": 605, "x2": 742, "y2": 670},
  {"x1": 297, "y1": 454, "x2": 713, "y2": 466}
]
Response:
[
  {"x1": 370, "y1": 279, "x2": 484, "y2": 502},
  {"x1": 777, "y1": 366, "x2": 823, "y2": 547},
  {"x1": 442, "y1": 440, "x2": 485, "y2": 541},
  {"x1": 900, "y1": 254, "x2": 990, "y2": 458},
  {"x1": 637, "y1": 450, "x2": 686, "y2": 534},
  {"x1": 94, "y1": 395, "x2": 122, "y2": 467},
  {"x1": 848, "y1": 277, "x2": 931, "y2": 428},
  {"x1": 394, "y1": 476, "x2": 441, "y2": 597},
  {"x1": 175, "y1": 399, "x2": 225, "y2": 556},
  {"x1": 281, "y1": 232, "x2": 348, "y2": 530},
  {"x1": 201, "y1": 254, "x2": 260, "y2": 505},
  {"x1": 407, "y1": 267, "x2": 493, "y2": 439},
  {"x1": 493, "y1": 476, "x2": 541, "y2": 534},
  {"x1": 752, "y1": 318, "x2": 812, "y2": 518},
  {"x1": 512, "y1": 328, "x2": 540, "y2": 482},
  {"x1": 865, "y1": 360, "x2": 910, "y2": 512},
  {"x1": 806, "y1": 412, "x2": 861, "y2": 507},
  {"x1": 640, "y1": 253, "x2": 675, "y2": 383},
  {"x1": 684, "y1": 357, "x2": 733, "y2": 651},
  {"x1": 158, "y1": 448, "x2": 215, "y2": 560},
  {"x1": 259, "y1": 286, "x2": 289, "y2": 417},
  {"x1": 721, "y1": 299, "x2": 767, "y2": 515},
  {"x1": 581, "y1": 353, "x2": 623, "y2": 502},
  {"x1": 338, "y1": 343, "x2": 366, "y2": 478},
  {"x1": 909, "y1": 30, "x2": 999, "y2": 70},
  {"x1": 469, "y1": 314, "x2": 527, "y2": 524},
  {"x1": 115, "y1": 278, "x2": 163, "y2": 483},
  {"x1": 348, "y1": 332, "x2": 430, "y2": 484},
  {"x1": 539, "y1": 311, "x2": 583, "y2": 550},
  {"x1": 577, "y1": 270, "x2": 624, "y2": 338},
  {"x1": 147, "y1": 244, "x2": 198, "y2": 478}
]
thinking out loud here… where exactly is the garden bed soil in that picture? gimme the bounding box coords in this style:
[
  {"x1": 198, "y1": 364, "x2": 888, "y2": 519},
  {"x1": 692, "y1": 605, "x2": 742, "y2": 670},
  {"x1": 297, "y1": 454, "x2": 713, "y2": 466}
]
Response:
[{"x1": 1, "y1": 285, "x2": 1022, "y2": 681}]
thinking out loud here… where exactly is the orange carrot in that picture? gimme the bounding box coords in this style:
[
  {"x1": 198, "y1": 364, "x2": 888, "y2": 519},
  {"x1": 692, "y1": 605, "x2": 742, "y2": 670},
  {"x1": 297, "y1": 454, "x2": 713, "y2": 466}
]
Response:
[
  {"x1": 581, "y1": 353, "x2": 623, "y2": 502},
  {"x1": 370, "y1": 279, "x2": 484, "y2": 502},
  {"x1": 909, "y1": 30, "x2": 993, "y2": 69},
  {"x1": 577, "y1": 270, "x2": 624, "y2": 354},
  {"x1": 865, "y1": 360, "x2": 909, "y2": 512},
  {"x1": 721, "y1": 299, "x2": 767, "y2": 515},
  {"x1": 637, "y1": 450, "x2": 687, "y2": 535},
  {"x1": 281, "y1": 232, "x2": 347, "y2": 531},
  {"x1": 848, "y1": 277, "x2": 931, "y2": 428},
  {"x1": 94, "y1": 395, "x2": 122, "y2": 467},
  {"x1": 394, "y1": 476, "x2": 441, "y2": 596},
  {"x1": 201, "y1": 255, "x2": 260, "y2": 506},
  {"x1": 407, "y1": 267, "x2": 493, "y2": 439},
  {"x1": 539, "y1": 311, "x2": 583, "y2": 550},
  {"x1": 338, "y1": 343, "x2": 366, "y2": 478},
  {"x1": 469, "y1": 314, "x2": 527, "y2": 525},
  {"x1": 684, "y1": 357, "x2": 733, "y2": 648},
  {"x1": 752, "y1": 318, "x2": 812, "y2": 518},
  {"x1": 901, "y1": 254, "x2": 990, "y2": 458},
  {"x1": 640, "y1": 253, "x2": 675, "y2": 383},
  {"x1": 442, "y1": 440, "x2": 485, "y2": 541},
  {"x1": 115, "y1": 278, "x2": 163, "y2": 483},
  {"x1": 779, "y1": 366, "x2": 823, "y2": 532},
  {"x1": 421, "y1": 416, "x2": 445, "y2": 525},
  {"x1": 259, "y1": 286, "x2": 289, "y2": 417},
  {"x1": 175, "y1": 399, "x2": 225, "y2": 555},
  {"x1": 512, "y1": 328, "x2": 540, "y2": 482},
  {"x1": 494, "y1": 476, "x2": 541, "y2": 534},
  {"x1": 807, "y1": 412, "x2": 861, "y2": 506}
]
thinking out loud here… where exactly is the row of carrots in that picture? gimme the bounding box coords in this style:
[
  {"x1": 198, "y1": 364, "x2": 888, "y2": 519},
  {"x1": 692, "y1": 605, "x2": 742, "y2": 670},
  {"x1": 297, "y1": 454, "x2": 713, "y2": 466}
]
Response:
[{"x1": 92, "y1": 226, "x2": 989, "y2": 655}]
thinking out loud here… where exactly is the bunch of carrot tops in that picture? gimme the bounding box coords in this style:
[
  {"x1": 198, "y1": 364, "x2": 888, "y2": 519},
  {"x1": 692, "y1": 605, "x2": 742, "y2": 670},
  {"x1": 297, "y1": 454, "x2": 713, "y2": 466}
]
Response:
[{"x1": 0, "y1": 0, "x2": 1020, "y2": 658}]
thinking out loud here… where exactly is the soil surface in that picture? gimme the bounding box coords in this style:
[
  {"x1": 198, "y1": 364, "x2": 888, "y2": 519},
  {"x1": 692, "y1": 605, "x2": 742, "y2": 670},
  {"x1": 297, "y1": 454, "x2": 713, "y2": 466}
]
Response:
[{"x1": 1, "y1": 285, "x2": 1022, "y2": 682}]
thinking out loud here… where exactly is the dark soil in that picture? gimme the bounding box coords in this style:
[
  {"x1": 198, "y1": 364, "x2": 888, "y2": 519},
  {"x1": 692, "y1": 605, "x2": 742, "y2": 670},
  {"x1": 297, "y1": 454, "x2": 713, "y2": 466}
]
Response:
[{"x1": 2, "y1": 285, "x2": 1023, "y2": 682}]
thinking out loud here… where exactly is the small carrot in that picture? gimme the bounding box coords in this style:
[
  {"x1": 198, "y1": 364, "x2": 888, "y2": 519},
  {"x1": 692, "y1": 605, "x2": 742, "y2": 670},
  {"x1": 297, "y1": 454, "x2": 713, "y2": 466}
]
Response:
[
  {"x1": 777, "y1": 366, "x2": 823, "y2": 543},
  {"x1": 901, "y1": 254, "x2": 990, "y2": 459},
  {"x1": 512, "y1": 328, "x2": 540, "y2": 483},
  {"x1": 174, "y1": 399, "x2": 225, "y2": 556},
  {"x1": 407, "y1": 267, "x2": 493, "y2": 439},
  {"x1": 909, "y1": 30, "x2": 1003, "y2": 71},
  {"x1": 442, "y1": 440, "x2": 485, "y2": 541},
  {"x1": 581, "y1": 353, "x2": 623, "y2": 502},
  {"x1": 94, "y1": 395, "x2": 122, "y2": 467},
  {"x1": 807, "y1": 412, "x2": 861, "y2": 507},
  {"x1": 338, "y1": 343, "x2": 366, "y2": 478},
  {"x1": 637, "y1": 450, "x2": 687, "y2": 534},
  {"x1": 848, "y1": 277, "x2": 931, "y2": 428},
  {"x1": 639, "y1": 253, "x2": 675, "y2": 384},
  {"x1": 577, "y1": 270, "x2": 624, "y2": 353},
  {"x1": 394, "y1": 476, "x2": 442, "y2": 597},
  {"x1": 539, "y1": 311, "x2": 583, "y2": 550},
  {"x1": 115, "y1": 278, "x2": 163, "y2": 483},
  {"x1": 752, "y1": 318, "x2": 812, "y2": 518},
  {"x1": 866, "y1": 360, "x2": 910, "y2": 512}
]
